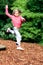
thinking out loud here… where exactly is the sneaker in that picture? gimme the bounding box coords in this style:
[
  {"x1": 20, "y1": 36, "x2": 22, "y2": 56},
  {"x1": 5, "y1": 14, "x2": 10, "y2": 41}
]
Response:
[
  {"x1": 7, "y1": 28, "x2": 10, "y2": 32},
  {"x1": 17, "y1": 47, "x2": 24, "y2": 50},
  {"x1": 16, "y1": 43, "x2": 19, "y2": 45}
]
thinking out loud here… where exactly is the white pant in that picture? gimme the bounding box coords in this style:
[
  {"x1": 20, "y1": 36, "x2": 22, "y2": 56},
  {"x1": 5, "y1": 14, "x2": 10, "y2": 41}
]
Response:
[{"x1": 9, "y1": 27, "x2": 22, "y2": 46}]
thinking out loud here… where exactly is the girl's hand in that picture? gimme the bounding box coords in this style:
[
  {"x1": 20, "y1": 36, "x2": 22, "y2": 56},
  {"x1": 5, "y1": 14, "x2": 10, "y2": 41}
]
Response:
[
  {"x1": 21, "y1": 16, "x2": 26, "y2": 22},
  {"x1": 6, "y1": 5, "x2": 8, "y2": 9}
]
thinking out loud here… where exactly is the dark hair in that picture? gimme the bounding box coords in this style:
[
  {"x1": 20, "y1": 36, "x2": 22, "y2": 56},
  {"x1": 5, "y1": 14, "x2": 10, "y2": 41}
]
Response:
[{"x1": 12, "y1": 9, "x2": 22, "y2": 15}]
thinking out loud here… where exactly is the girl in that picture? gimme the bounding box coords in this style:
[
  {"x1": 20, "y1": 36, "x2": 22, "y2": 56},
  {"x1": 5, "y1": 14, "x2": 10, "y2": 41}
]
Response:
[{"x1": 5, "y1": 5, "x2": 26, "y2": 50}]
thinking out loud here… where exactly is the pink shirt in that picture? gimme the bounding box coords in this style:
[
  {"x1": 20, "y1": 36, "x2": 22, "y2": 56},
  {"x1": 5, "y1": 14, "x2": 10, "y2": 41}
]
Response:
[{"x1": 5, "y1": 8, "x2": 25, "y2": 28}]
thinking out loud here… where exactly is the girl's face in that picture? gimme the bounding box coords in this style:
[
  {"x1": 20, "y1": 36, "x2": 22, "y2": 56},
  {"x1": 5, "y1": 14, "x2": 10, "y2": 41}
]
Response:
[{"x1": 14, "y1": 10, "x2": 20, "y2": 17}]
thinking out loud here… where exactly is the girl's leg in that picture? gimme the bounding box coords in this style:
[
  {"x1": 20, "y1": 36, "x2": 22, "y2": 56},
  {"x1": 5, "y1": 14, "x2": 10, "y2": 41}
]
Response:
[
  {"x1": 13, "y1": 27, "x2": 21, "y2": 46},
  {"x1": 7, "y1": 28, "x2": 14, "y2": 34},
  {"x1": 7, "y1": 27, "x2": 24, "y2": 50},
  {"x1": 7, "y1": 27, "x2": 21, "y2": 45},
  {"x1": 13, "y1": 27, "x2": 24, "y2": 50}
]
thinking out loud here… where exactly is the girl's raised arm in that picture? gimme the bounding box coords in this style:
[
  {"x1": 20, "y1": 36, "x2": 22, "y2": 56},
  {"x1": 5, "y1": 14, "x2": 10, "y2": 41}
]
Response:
[{"x1": 5, "y1": 5, "x2": 12, "y2": 18}]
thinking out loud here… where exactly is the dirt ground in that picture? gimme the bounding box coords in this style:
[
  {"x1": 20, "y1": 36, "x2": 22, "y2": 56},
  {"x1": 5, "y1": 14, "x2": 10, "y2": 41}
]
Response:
[{"x1": 0, "y1": 39, "x2": 43, "y2": 65}]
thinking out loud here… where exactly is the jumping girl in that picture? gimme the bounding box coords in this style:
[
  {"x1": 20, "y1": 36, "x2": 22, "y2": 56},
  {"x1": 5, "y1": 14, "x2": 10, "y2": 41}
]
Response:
[{"x1": 5, "y1": 5, "x2": 26, "y2": 50}]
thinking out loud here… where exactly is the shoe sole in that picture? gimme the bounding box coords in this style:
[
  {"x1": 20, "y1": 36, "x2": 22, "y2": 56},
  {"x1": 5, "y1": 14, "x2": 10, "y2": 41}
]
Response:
[{"x1": 17, "y1": 48, "x2": 24, "y2": 50}]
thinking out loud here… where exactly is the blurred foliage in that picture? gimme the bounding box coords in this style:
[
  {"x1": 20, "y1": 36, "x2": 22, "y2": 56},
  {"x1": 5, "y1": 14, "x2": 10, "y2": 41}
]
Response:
[
  {"x1": 0, "y1": 0, "x2": 43, "y2": 43},
  {"x1": 27, "y1": 0, "x2": 43, "y2": 13},
  {"x1": 0, "y1": 0, "x2": 14, "y2": 14}
]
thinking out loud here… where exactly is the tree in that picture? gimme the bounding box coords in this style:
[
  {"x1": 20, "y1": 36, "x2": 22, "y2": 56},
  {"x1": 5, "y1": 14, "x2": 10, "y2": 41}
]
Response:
[
  {"x1": 27, "y1": 0, "x2": 43, "y2": 13},
  {"x1": 0, "y1": 0, "x2": 14, "y2": 14}
]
